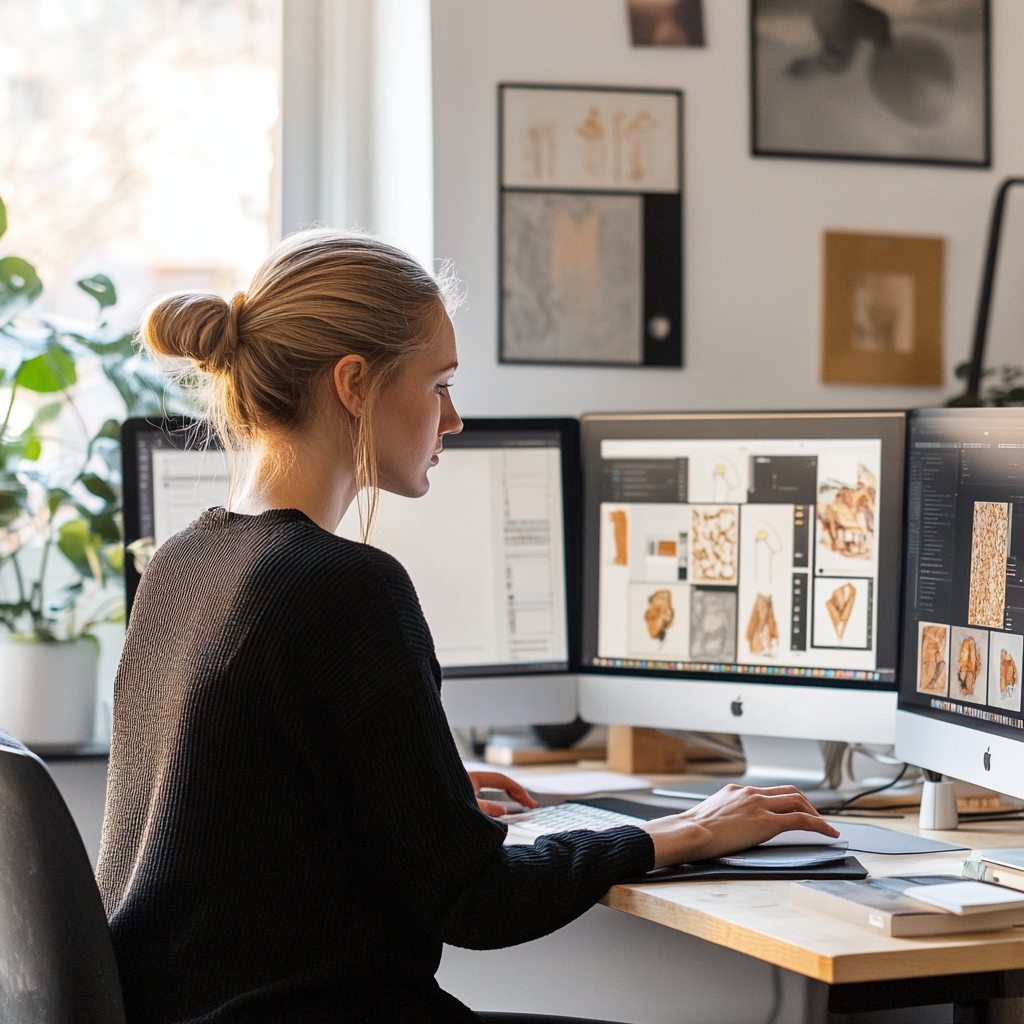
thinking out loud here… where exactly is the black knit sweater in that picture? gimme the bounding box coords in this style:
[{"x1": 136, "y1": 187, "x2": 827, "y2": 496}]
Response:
[{"x1": 98, "y1": 508, "x2": 655, "y2": 1023}]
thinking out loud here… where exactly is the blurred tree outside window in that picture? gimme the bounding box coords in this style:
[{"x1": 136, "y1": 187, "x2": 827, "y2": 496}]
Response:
[
  {"x1": 0, "y1": 0, "x2": 280, "y2": 735},
  {"x1": 0, "y1": 0, "x2": 279, "y2": 330}
]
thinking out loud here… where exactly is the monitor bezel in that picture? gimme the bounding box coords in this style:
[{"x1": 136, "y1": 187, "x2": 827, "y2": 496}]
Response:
[
  {"x1": 896, "y1": 406, "x2": 1024, "y2": 750},
  {"x1": 579, "y1": 410, "x2": 907, "y2": 693},
  {"x1": 121, "y1": 415, "x2": 582, "y2": 676},
  {"x1": 121, "y1": 415, "x2": 213, "y2": 620}
]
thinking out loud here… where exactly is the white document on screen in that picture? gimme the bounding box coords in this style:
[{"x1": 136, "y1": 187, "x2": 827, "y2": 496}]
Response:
[
  {"x1": 338, "y1": 445, "x2": 568, "y2": 671},
  {"x1": 151, "y1": 449, "x2": 233, "y2": 547}
]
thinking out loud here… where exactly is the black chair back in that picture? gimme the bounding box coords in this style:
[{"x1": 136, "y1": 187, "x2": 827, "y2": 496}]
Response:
[{"x1": 0, "y1": 730, "x2": 125, "y2": 1023}]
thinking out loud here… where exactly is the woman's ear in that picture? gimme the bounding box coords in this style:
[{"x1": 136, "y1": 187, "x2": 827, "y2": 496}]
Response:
[{"x1": 332, "y1": 355, "x2": 368, "y2": 417}]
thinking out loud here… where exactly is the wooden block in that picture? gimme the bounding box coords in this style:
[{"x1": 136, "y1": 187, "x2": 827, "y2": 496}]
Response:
[
  {"x1": 606, "y1": 725, "x2": 688, "y2": 774},
  {"x1": 483, "y1": 744, "x2": 607, "y2": 766}
]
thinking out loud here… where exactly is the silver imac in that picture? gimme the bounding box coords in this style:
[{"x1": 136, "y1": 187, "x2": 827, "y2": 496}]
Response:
[
  {"x1": 895, "y1": 408, "x2": 1024, "y2": 799},
  {"x1": 578, "y1": 411, "x2": 906, "y2": 800}
]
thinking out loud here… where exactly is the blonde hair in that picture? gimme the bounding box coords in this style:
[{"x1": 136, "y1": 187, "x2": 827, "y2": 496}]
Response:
[{"x1": 142, "y1": 229, "x2": 459, "y2": 538}]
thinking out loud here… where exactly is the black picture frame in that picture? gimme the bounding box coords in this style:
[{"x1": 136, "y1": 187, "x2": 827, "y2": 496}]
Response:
[
  {"x1": 498, "y1": 83, "x2": 684, "y2": 368},
  {"x1": 750, "y1": 0, "x2": 991, "y2": 168}
]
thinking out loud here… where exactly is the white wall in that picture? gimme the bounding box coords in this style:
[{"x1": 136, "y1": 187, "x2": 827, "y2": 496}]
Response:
[{"x1": 432, "y1": 0, "x2": 1024, "y2": 419}]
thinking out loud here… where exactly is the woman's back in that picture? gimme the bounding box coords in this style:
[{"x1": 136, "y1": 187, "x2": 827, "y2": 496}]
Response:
[{"x1": 99, "y1": 508, "x2": 494, "y2": 1022}]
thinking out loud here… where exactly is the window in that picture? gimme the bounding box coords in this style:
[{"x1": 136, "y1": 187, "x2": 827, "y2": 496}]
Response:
[{"x1": 0, "y1": 0, "x2": 280, "y2": 329}]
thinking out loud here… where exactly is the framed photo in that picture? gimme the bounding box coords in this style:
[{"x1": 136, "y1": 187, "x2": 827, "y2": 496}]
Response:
[
  {"x1": 751, "y1": 0, "x2": 990, "y2": 167},
  {"x1": 627, "y1": 0, "x2": 705, "y2": 47},
  {"x1": 499, "y1": 84, "x2": 683, "y2": 367},
  {"x1": 821, "y1": 231, "x2": 944, "y2": 387}
]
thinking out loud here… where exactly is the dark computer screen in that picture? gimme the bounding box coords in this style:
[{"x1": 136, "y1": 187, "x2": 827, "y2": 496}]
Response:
[{"x1": 899, "y1": 408, "x2": 1024, "y2": 741}]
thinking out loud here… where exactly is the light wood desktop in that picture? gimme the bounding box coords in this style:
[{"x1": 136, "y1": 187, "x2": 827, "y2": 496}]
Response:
[{"x1": 507, "y1": 763, "x2": 1024, "y2": 1022}]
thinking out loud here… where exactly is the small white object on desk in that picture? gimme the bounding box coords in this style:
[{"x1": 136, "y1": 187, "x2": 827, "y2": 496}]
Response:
[
  {"x1": 919, "y1": 778, "x2": 959, "y2": 830},
  {"x1": 463, "y1": 762, "x2": 651, "y2": 797},
  {"x1": 514, "y1": 770, "x2": 652, "y2": 796}
]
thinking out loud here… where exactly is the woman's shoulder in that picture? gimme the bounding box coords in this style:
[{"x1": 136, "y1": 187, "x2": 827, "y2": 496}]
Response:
[{"x1": 154, "y1": 507, "x2": 416, "y2": 603}]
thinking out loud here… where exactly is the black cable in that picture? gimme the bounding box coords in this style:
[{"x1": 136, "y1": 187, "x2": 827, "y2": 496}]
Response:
[
  {"x1": 957, "y1": 813, "x2": 1024, "y2": 824},
  {"x1": 819, "y1": 762, "x2": 910, "y2": 815},
  {"x1": 958, "y1": 807, "x2": 1024, "y2": 819}
]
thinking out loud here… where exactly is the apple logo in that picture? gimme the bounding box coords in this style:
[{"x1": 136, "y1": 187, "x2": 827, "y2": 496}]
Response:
[
  {"x1": 984, "y1": 747, "x2": 992, "y2": 771},
  {"x1": 730, "y1": 697, "x2": 743, "y2": 717}
]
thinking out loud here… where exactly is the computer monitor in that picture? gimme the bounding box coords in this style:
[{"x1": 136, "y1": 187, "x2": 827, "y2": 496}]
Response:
[
  {"x1": 895, "y1": 408, "x2": 1024, "y2": 799},
  {"x1": 577, "y1": 411, "x2": 907, "y2": 795},
  {"x1": 121, "y1": 416, "x2": 580, "y2": 728}
]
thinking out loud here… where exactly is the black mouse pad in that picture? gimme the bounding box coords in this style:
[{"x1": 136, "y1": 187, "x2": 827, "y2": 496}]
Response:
[{"x1": 621, "y1": 855, "x2": 868, "y2": 885}]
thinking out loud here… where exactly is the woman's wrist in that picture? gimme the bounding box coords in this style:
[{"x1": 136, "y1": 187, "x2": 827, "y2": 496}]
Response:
[{"x1": 638, "y1": 817, "x2": 711, "y2": 869}]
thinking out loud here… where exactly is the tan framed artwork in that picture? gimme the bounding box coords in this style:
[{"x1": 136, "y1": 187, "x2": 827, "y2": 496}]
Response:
[{"x1": 821, "y1": 231, "x2": 944, "y2": 387}]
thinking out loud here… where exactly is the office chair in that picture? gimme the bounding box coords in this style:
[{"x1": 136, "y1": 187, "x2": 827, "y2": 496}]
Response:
[{"x1": 0, "y1": 729, "x2": 125, "y2": 1023}]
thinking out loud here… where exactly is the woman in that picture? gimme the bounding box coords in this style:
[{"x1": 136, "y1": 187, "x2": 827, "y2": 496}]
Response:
[{"x1": 98, "y1": 229, "x2": 837, "y2": 1024}]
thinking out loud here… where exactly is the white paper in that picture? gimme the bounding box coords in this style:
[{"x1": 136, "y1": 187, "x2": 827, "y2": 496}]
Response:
[{"x1": 508, "y1": 770, "x2": 652, "y2": 796}]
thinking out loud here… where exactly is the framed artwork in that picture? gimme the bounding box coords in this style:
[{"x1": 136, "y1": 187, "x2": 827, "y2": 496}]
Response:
[
  {"x1": 627, "y1": 0, "x2": 705, "y2": 46},
  {"x1": 499, "y1": 84, "x2": 683, "y2": 367},
  {"x1": 751, "y1": 0, "x2": 990, "y2": 167},
  {"x1": 821, "y1": 231, "x2": 944, "y2": 387}
]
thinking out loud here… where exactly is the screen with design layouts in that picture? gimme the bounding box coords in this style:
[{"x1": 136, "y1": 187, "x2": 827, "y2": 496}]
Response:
[
  {"x1": 900, "y1": 409, "x2": 1024, "y2": 739},
  {"x1": 583, "y1": 415, "x2": 905, "y2": 689}
]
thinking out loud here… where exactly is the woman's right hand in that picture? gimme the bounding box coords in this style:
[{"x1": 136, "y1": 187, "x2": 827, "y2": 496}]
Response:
[{"x1": 638, "y1": 784, "x2": 840, "y2": 868}]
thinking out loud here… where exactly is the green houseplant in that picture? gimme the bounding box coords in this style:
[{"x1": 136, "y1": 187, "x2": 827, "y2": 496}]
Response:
[
  {"x1": 949, "y1": 362, "x2": 1024, "y2": 408},
  {"x1": 0, "y1": 195, "x2": 182, "y2": 746}
]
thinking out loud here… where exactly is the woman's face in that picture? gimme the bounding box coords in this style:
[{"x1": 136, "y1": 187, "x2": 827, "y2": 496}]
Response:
[{"x1": 374, "y1": 311, "x2": 462, "y2": 498}]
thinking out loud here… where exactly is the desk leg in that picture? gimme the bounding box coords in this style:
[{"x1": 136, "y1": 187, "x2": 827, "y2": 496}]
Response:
[
  {"x1": 956, "y1": 1003, "x2": 989, "y2": 1024},
  {"x1": 798, "y1": 977, "x2": 830, "y2": 1024},
  {"x1": 958, "y1": 999, "x2": 1024, "y2": 1024}
]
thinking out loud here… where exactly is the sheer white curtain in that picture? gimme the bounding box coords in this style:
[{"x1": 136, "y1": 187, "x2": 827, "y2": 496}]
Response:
[{"x1": 281, "y1": 0, "x2": 434, "y2": 270}]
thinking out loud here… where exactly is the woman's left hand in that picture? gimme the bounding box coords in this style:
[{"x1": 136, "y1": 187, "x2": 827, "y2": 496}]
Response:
[{"x1": 467, "y1": 771, "x2": 538, "y2": 817}]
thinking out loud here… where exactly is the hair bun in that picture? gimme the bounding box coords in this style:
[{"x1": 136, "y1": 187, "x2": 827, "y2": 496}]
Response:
[{"x1": 142, "y1": 290, "x2": 246, "y2": 374}]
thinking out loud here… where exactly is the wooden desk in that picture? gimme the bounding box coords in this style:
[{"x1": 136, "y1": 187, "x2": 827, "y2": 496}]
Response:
[
  {"x1": 602, "y1": 807, "x2": 1024, "y2": 1021},
  {"x1": 501, "y1": 763, "x2": 1024, "y2": 1020}
]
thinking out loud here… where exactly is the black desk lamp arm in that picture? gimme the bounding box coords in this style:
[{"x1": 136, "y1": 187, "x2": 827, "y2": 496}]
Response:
[{"x1": 964, "y1": 177, "x2": 1024, "y2": 403}]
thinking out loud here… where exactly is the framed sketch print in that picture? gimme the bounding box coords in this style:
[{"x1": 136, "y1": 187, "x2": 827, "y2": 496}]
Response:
[
  {"x1": 751, "y1": 0, "x2": 990, "y2": 167},
  {"x1": 499, "y1": 84, "x2": 683, "y2": 367},
  {"x1": 821, "y1": 231, "x2": 944, "y2": 386}
]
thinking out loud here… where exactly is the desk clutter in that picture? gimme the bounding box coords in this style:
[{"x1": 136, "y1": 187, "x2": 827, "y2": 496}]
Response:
[{"x1": 791, "y1": 877, "x2": 1024, "y2": 937}]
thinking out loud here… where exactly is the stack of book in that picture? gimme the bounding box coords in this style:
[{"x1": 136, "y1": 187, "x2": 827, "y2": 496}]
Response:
[
  {"x1": 963, "y1": 849, "x2": 1024, "y2": 891},
  {"x1": 791, "y1": 875, "x2": 1024, "y2": 936}
]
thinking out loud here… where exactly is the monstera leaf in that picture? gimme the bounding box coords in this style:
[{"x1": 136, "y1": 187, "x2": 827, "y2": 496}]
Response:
[
  {"x1": 77, "y1": 274, "x2": 117, "y2": 309},
  {"x1": 0, "y1": 257, "x2": 42, "y2": 329},
  {"x1": 16, "y1": 344, "x2": 76, "y2": 392},
  {"x1": 57, "y1": 518, "x2": 103, "y2": 582}
]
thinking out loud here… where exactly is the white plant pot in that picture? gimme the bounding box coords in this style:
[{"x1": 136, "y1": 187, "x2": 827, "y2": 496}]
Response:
[{"x1": 0, "y1": 639, "x2": 98, "y2": 749}]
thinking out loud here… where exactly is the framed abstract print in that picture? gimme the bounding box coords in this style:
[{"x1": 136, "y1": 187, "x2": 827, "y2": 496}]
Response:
[
  {"x1": 752, "y1": 0, "x2": 990, "y2": 167},
  {"x1": 499, "y1": 84, "x2": 683, "y2": 367}
]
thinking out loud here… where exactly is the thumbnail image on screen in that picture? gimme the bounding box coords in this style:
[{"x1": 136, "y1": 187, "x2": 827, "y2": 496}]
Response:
[
  {"x1": 900, "y1": 409, "x2": 1024, "y2": 739},
  {"x1": 593, "y1": 435, "x2": 891, "y2": 683}
]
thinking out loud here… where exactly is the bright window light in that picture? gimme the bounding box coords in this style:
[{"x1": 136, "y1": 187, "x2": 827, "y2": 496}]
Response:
[{"x1": 0, "y1": 0, "x2": 280, "y2": 330}]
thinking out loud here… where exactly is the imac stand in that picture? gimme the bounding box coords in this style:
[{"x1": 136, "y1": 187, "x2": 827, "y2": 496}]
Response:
[
  {"x1": 653, "y1": 736, "x2": 844, "y2": 809},
  {"x1": 919, "y1": 770, "x2": 959, "y2": 830}
]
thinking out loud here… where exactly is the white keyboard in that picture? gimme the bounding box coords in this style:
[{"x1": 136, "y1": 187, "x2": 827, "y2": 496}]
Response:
[{"x1": 504, "y1": 802, "x2": 646, "y2": 836}]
